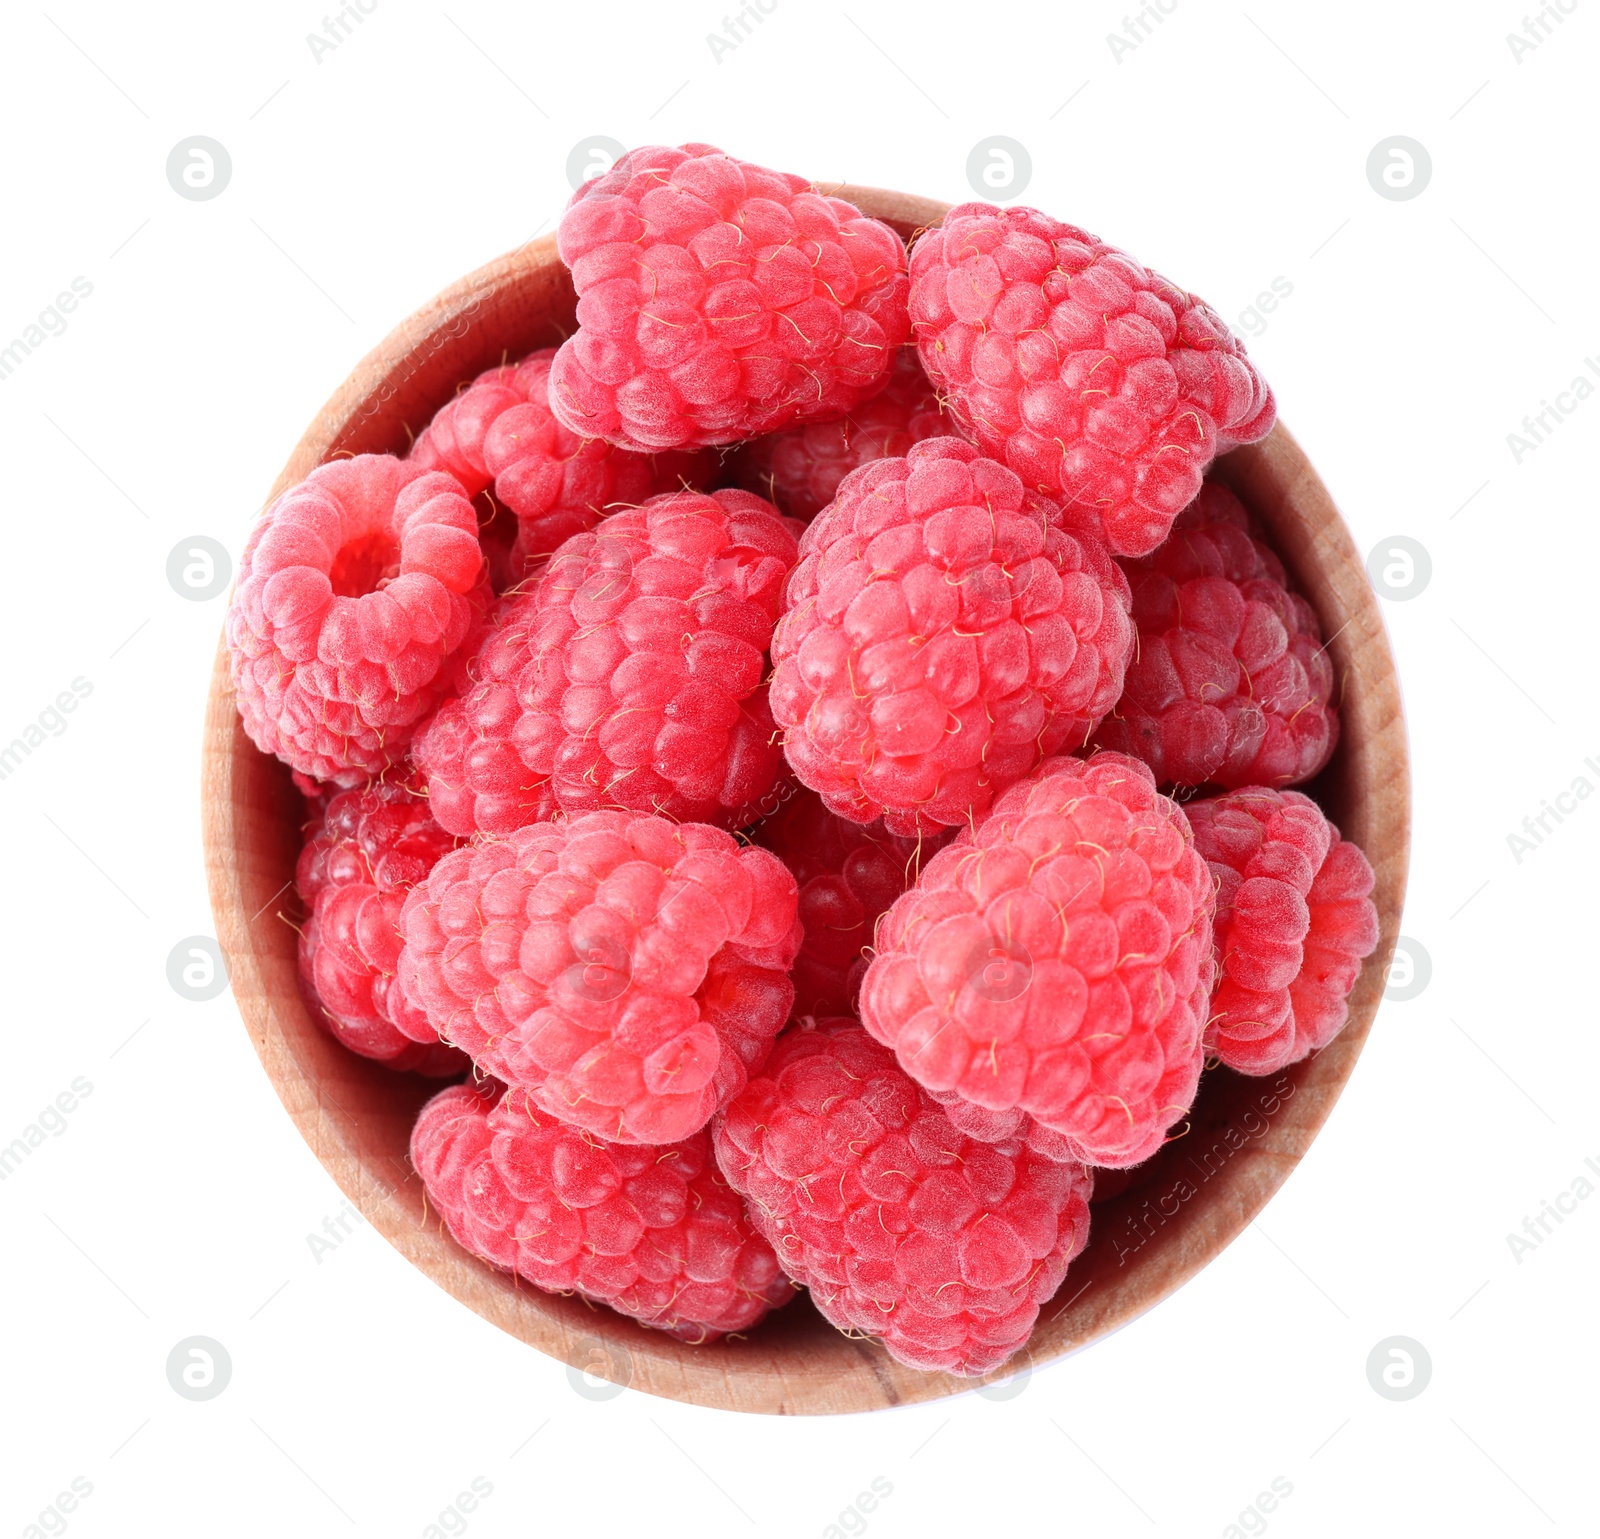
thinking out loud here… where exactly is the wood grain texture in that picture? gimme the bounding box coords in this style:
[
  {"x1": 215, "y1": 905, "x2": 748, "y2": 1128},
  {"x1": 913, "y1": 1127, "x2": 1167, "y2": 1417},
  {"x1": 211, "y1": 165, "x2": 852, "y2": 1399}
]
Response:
[{"x1": 202, "y1": 187, "x2": 1411, "y2": 1415}]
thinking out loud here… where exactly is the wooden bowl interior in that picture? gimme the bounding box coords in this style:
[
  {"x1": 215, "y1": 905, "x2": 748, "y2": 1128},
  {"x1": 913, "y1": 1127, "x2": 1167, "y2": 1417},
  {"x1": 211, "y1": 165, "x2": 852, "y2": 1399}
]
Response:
[{"x1": 203, "y1": 189, "x2": 1410, "y2": 1414}]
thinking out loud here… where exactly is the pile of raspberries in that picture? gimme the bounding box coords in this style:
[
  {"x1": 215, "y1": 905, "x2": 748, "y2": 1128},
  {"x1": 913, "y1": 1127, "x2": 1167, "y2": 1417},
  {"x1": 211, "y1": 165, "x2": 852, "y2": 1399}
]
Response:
[{"x1": 229, "y1": 145, "x2": 1380, "y2": 1378}]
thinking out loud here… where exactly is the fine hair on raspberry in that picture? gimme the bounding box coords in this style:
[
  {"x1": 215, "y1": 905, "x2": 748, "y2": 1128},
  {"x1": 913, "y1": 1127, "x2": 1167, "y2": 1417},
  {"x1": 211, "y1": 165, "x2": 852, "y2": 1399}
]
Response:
[
  {"x1": 770, "y1": 436, "x2": 1134, "y2": 836},
  {"x1": 549, "y1": 143, "x2": 911, "y2": 450},
  {"x1": 858, "y1": 750, "x2": 1215, "y2": 1168},
  {"x1": 909, "y1": 203, "x2": 1275, "y2": 557}
]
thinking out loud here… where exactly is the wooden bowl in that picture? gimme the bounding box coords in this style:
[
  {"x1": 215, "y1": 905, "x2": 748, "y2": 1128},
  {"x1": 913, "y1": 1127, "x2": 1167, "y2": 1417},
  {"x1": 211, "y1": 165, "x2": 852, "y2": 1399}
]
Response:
[{"x1": 202, "y1": 187, "x2": 1410, "y2": 1415}]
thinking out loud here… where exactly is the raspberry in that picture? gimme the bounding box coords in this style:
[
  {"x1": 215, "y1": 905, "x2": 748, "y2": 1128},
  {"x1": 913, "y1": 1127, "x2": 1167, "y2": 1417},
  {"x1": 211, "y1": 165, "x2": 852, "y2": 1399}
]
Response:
[
  {"x1": 908, "y1": 203, "x2": 1275, "y2": 557},
  {"x1": 410, "y1": 348, "x2": 714, "y2": 577},
  {"x1": 549, "y1": 143, "x2": 911, "y2": 451},
  {"x1": 751, "y1": 789, "x2": 945, "y2": 1017},
  {"x1": 733, "y1": 346, "x2": 949, "y2": 521},
  {"x1": 397, "y1": 811, "x2": 801, "y2": 1143},
  {"x1": 858, "y1": 751, "x2": 1214, "y2": 1168},
  {"x1": 713, "y1": 1018, "x2": 1093, "y2": 1375},
  {"x1": 295, "y1": 779, "x2": 466, "y2": 1074},
  {"x1": 770, "y1": 437, "x2": 1133, "y2": 836},
  {"x1": 409, "y1": 593, "x2": 554, "y2": 837},
  {"x1": 412, "y1": 1081, "x2": 794, "y2": 1341},
  {"x1": 1095, "y1": 481, "x2": 1338, "y2": 790},
  {"x1": 1187, "y1": 787, "x2": 1379, "y2": 1074},
  {"x1": 227, "y1": 454, "x2": 489, "y2": 786},
  {"x1": 416, "y1": 487, "x2": 797, "y2": 834}
]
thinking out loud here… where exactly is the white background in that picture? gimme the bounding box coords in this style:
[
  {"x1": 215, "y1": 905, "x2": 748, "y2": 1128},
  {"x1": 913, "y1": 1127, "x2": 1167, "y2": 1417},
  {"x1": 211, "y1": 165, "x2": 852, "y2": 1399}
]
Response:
[{"x1": 2, "y1": 1, "x2": 1595, "y2": 1535}]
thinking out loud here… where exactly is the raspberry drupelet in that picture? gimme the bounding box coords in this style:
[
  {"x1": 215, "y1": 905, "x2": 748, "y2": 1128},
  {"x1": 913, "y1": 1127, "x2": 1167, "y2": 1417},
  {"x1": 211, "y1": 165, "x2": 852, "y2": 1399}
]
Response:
[
  {"x1": 397, "y1": 810, "x2": 801, "y2": 1144},
  {"x1": 1095, "y1": 481, "x2": 1338, "y2": 791},
  {"x1": 412, "y1": 1081, "x2": 794, "y2": 1341},
  {"x1": 908, "y1": 203, "x2": 1275, "y2": 557},
  {"x1": 713, "y1": 1017, "x2": 1094, "y2": 1375},
  {"x1": 413, "y1": 487, "x2": 796, "y2": 835},
  {"x1": 751, "y1": 788, "x2": 947, "y2": 1017},
  {"x1": 548, "y1": 143, "x2": 911, "y2": 450},
  {"x1": 1187, "y1": 786, "x2": 1379, "y2": 1074},
  {"x1": 769, "y1": 437, "x2": 1134, "y2": 836},
  {"x1": 409, "y1": 347, "x2": 714, "y2": 579},
  {"x1": 295, "y1": 778, "x2": 465, "y2": 1074},
  {"x1": 733, "y1": 346, "x2": 950, "y2": 522},
  {"x1": 227, "y1": 454, "x2": 489, "y2": 785},
  {"x1": 858, "y1": 751, "x2": 1215, "y2": 1168}
]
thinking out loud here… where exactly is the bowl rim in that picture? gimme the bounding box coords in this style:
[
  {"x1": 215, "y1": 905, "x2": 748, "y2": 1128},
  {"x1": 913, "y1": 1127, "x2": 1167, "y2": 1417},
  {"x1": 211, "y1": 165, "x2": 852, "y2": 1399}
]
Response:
[{"x1": 203, "y1": 184, "x2": 1411, "y2": 1415}]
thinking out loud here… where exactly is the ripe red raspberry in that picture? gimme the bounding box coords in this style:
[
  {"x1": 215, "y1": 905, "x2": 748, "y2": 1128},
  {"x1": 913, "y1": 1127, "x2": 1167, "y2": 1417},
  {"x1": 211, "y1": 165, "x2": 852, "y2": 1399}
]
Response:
[
  {"x1": 751, "y1": 789, "x2": 946, "y2": 1017},
  {"x1": 227, "y1": 455, "x2": 488, "y2": 785},
  {"x1": 549, "y1": 143, "x2": 911, "y2": 451},
  {"x1": 412, "y1": 1081, "x2": 794, "y2": 1341},
  {"x1": 1187, "y1": 787, "x2": 1379, "y2": 1074},
  {"x1": 858, "y1": 751, "x2": 1214, "y2": 1168},
  {"x1": 295, "y1": 779, "x2": 466, "y2": 1074},
  {"x1": 409, "y1": 593, "x2": 553, "y2": 837},
  {"x1": 713, "y1": 1018, "x2": 1093, "y2": 1375},
  {"x1": 1095, "y1": 481, "x2": 1338, "y2": 790},
  {"x1": 733, "y1": 346, "x2": 949, "y2": 521},
  {"x1": 397, "y1": 811, "x2": 801, "y2": 1144},
  {"x1": 909, "y1": 203, "x2": 1275, "y2": 557},
  {"x1": 770, "y1": 437, "x2": 1133, "y2": 836},
  {"x1": 410, "y1": 348, "x2": 714, "y2": 577},
  {"x1": 416, "y1": 487, "x2": 796, "y2": 834}
]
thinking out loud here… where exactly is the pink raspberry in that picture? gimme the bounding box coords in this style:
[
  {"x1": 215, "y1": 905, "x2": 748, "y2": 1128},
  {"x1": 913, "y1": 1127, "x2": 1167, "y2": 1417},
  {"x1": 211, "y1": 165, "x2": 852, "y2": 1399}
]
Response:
[
  {"x1": 410, "y1": 348, "x2": 714, "y2": 577},
  {"x1": 858, "y1": 751, "x2": 1215, "y2": 1168},
  {"x1": 397, "y1": 811, "x2": 801, "y2": 1144},
  {"x1": 412, "y1": 1081, "x2": 794, "y2": 1341},
  {"x1": 409, "y1": 593, "x2": 554, "y2": 837},
  {"x1": 713, "y1": 1018, "x2": 1093, "y2": 1375},
  {"x1": 295, "y1": 779, "x2": 466, "y2": 1074},
  {"x1": 733, "y1": 346, "x2": 949, "y2": 521},
  {"x1": 416, "y1": 487, "x2": 796, "y2": 835},
  {"x1": 770, "y1": 437, "x2": 1133, "y2": 836},
  {"x1": 1095, "y1": 481, "x2": 1338, "y2": 790},
  {"x1": 909, "y1": 203, "x2": 1275, "y2": 557},
  {"x1": 227, "y1": 454, "x2": 489, "y2": 785},
  {"x1": 751, "y1": 789, "x2": 946, "y2": 1017},
  {"x1": 1187, "y1": 787, "x2": 1379, "y2": 1074},
  {"x1": 549, "y1": 143, "x2": 911, "y2": 451}
]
